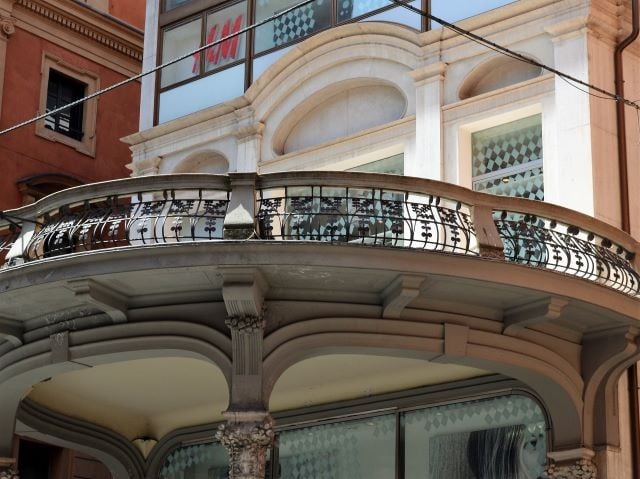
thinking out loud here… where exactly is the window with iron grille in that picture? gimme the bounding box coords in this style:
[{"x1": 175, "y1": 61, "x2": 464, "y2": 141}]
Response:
[{"x1": 44, "y1": 70, "x2": 86, "y2": 141}]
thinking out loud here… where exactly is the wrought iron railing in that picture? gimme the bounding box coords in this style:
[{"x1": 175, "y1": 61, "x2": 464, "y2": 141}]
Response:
[
  {"x1": 0, "y1": 172, "x2": 637, "y2": 297},
  {"x1": 256, "y1": 185, "x2": 477, "y2": 254},
  {"x1": 495, "y1": 211, "x2": 639, "y2": 297}
]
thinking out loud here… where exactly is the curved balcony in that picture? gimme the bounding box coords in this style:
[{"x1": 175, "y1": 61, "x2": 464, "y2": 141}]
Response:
[{"x1": 0, "y1": 172, "x2": 638, "y2": 298}]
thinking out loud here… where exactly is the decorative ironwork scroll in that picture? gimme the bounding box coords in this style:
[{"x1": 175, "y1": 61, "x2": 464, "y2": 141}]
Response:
[
  {"x1": 495, "y1": 211, "x2": 639, "y2": 296},
  {"x1": 0, "y1": 224, "x2": 21, "y2": 265},
  {"x1": 25, "y1": 189, "x2": 230, "y2": 260},
  {"x1": 256, "y1": 186, "x2": 478, "y2": 255}
]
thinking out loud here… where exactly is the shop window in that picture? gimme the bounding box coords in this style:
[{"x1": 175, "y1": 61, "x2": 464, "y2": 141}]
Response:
[
  {"x1": 157, "y1": 393, "x2": 546, "y2": 479},
  {"x1": 471, "y1": 114, "x2": 543, "y2": 201},
  {"x1": 37, "y1": 54, "x2": 99, "y2": 156}
]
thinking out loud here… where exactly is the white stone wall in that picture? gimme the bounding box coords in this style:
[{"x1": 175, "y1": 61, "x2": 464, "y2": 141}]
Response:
[{"x1": 130, "y1": 0, "x2": 637, "y2": 233}]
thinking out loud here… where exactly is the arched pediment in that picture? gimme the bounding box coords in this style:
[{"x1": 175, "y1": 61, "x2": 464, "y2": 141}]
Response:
[
  {"x1": 173, "y1": 150, "x2": 229, "y2": 174},
  {"x1": 459, "y1": 55, "x2": 543, "y2": 100},
  {"x1": 243, "y1": 23, "x2": 421, "y2": 161},
  {"x1": 274, "y1": 79, "x2": 407, "y2": 155}
]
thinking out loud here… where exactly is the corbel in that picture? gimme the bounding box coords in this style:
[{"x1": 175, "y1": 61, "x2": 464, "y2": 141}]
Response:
[
  {"x1": 503, "y1": 297, "x2": 569, "y2": 335},
  {"x1": 381, "y1": 275, "x2": 425, "y2": 319},
  {"x1": 66, "y1": 279, "x2": 128, "y2": 323}
]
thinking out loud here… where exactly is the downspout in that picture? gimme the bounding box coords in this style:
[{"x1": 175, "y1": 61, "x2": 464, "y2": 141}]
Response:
[{"x1": 614, "y1": 1, "x2": 639, "y2": 478}]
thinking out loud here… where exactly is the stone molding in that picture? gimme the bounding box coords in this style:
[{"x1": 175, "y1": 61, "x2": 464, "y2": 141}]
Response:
[
  {"x1": 216, "y1": 414, "x2": 275, "y2": 479},
  {"x1": 15, "y1": 0, "x2": 142, "y2": 61},
  {"x1": 0, "y1": 459, "x2": 17, "y2": 479}
]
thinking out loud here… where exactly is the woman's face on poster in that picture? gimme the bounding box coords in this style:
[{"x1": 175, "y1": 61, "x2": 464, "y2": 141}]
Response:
[{"x1": 520, "y1": 429, "x2": 547, "y2": 478}]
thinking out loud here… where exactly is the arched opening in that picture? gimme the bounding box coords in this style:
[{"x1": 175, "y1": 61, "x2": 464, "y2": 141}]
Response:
[{"x1": 173, "y1": 151, "x2": 229, "y2": 174}]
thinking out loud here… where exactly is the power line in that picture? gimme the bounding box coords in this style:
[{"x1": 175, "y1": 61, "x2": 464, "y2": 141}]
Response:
[
  {"x1": 2, "y1": 0, "x2": 640, "y2": 139},
  {"x1": 0, "y1": 0, "x2": 316, "y2": 137},
  {"x1": 390, "y1": 0, "x2": 640, "y2": 110}
]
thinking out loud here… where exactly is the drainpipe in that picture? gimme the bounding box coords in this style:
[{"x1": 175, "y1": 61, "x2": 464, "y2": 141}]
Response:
[{"x1": 614, "y1": 1, "x2": 639, "y2": 478}]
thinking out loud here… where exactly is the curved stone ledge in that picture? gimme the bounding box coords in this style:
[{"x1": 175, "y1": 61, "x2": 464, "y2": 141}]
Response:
[{"x1": 0, "y1": 172, "x2": 637, "y2": 298}]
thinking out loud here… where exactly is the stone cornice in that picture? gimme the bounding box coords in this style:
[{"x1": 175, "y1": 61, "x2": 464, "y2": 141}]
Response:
[{"x1": 15, "y1": 0, "x2": 142, "y2": 61}]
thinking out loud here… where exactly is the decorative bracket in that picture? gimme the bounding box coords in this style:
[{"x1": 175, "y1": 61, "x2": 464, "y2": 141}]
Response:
[
  {"x1": 503, "y1": 297, "x2": 569, "y2": 335},
  {"x1": 381, "y1": 275, "x2": 424, "y2": 319},
  {"x1": 0, "y1": 15, "x2": 15, "y2": 39},
  {"x1": 545, "y1": 448, "x2": 597, "y2": 479},
  {"x1": 66, "y1": 279, "x2": 127, "y2": 323}
]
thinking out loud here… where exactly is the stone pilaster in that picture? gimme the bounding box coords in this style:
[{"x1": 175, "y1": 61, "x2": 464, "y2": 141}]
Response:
[
  {"x1": 0, "y1": 458, "x2": 19, "y2": 479},
  {"x1": 545, "y1": 449, "x2": 597, "y2": 479},
  {"x1": 216, "y1": 412, "x2": 274, "y2": 479}
]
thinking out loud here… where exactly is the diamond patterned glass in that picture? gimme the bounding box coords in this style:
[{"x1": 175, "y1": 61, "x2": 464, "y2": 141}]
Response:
[
  {"x1": 277, "y1": 414, "x2": 396, "y2": 478},
  {"x1": 159, "y1": 442, "x2": 229, "y2": 479},
  {"x1": 404, "y1": 395, "x2": 547, "y2": 479},
  {"x1": 472, "y1": 115, "x2": 544, "y2": 201}
]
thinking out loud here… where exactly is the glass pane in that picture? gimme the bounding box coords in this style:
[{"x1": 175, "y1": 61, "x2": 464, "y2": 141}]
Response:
[
  {"x1": 431, "y1": 0, "x2": 516, "y2": 25},
  {"x1": 471, "y1": 114, "x2": 543, "y2": 200},
  {"x1": 159, "y1": 442, "x2": 228, "y2": 479},
  {"x1": 164, "y1": 0, "x2": 194, "y2": 12},
  {"x1": 252, "y1": 45, "x2": 294, "y2": 81},
  {"x1": 473, "y1": 166, "x2": 544, "y2": 201},
  {"x1": 348, "y1": 154, "x2": 404, "y2": 175},
  {"x1": 277, "y1": 414, "x2": 396, "y2": 478},
  {"x1": 359, "y1": 0, "x2": 421, "y2": 29},
  {"x1": 159, "y1": 64, "x2": 245, "y2": 123},
  {"x1": 254, "y1": 0, "x2": 331, "y2": 54},
  {"x1": 205, "y1": 2, "x2": 247, "y2": 72},
  {"x1": 161, "y1": 18, "x2": 203, "y2": 88},
  {"x1": 404, "y1": 395, "x2": 547, "y2": 479},
  {"x1": 338, "y1": 0, "x2": 387, "y2": 21}
]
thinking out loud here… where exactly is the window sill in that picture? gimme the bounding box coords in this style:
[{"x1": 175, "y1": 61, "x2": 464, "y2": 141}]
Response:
[{"x1": 35, "y1": 122, "x2": 96, "y2": 158}]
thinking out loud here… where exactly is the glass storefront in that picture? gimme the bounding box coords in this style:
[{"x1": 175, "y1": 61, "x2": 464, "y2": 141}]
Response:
[{"x1": 158, "y1": 393, "x2": 547, "y2": 479}]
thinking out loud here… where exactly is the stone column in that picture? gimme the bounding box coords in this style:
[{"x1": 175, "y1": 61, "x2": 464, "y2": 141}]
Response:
[
  {"x1": 0, "y1": 458, "x2": 18, "y2": 479},
  {"x1": 545, "y1": 449, "x2": 597, "y2": 479},
  {"x1": 220, "y1": 269, "x2": 272, "y2": 478},
  {"x1": 216, "y1": 411, "x2": 274, "y2": 479},
  {"x1": 408, "y1": 62, "x2": 446, "y2": 180}
]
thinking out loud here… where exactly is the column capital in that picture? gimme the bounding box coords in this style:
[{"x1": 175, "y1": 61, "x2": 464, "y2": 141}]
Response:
[
  {"x1": 0, "y1": 458, "x2": 18, "y2": 479},
  {"x1": 0, "y1": 15, "x2": 14, "y2": 38},
  {"x1": 545, "y1": 449, "x2": 597, "y2": 479},
  {"x1": 216, "y1": 413, "x2": 275, "y2": 479},
  {"x1": 225, "y1": 313, "x2": 265, "y2": 333}
]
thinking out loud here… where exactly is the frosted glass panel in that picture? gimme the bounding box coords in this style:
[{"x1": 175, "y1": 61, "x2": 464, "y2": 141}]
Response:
[
  {"x1": 355, "y1": 0, "x2": 421, "y2": 30},
  {"x1": 431, "y1": 0, "x2": 515, "y2": 25},
  {"x1": 278, "y1": 414, "x2": 396, "y2": 479},
  {"x1": 161, "y1": 18, "x2": 202, "y2": 88},
  {"x1": 254, "y1": 0, "x2": 331, "y2": 53},
  {"x1": 348, "y1": 154, "x2": 404, "y2": 175},
  {"x1": 158, "y1": 65, "x2": 245, "y2": 123},
  {"x1": 204, "y1": 2, "x2": 247, "y2": 72},
  {"x1": 404, "y1": 395, "x2": 547, "y2": 479},
  {"x1": 159, "y1": 442, "x2": 228, "y2": 479}
]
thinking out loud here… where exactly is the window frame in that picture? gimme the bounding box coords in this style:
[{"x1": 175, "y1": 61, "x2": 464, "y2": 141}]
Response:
[
  {"x1": 154, "y1": 0, "x2": 429, "y2": 124},
  {"x1": 37, "y1": 53, "x2": 99, "y2": 157},
  {"x1": 153, "y1": 377, "x2": 550, "y2": 479}
]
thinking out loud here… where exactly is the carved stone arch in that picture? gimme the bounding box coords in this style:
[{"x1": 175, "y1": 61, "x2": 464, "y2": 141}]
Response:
[
  {"x1": 172, "y1": 150, "x2": 229, "y2": 174},
  {"x1": 262, "y1": 318, "x2": 584, "y2": 449},
  {"x1": 0, "y1": 322, "x2": 232, "y2": 468},
  {"x1": 244, "y1": 23, "x2": 422, "y2": 161},
  {"x1": 17, "y1": 399, "x2": 146, "y2": 479},
  {"x1": 458, "y1": 53, "x2": 543, "y2": 100},
  {"x1": 272, "y1": 78, "x2": 408, "y2": 155},
  {"x1": 582, "y1": 327, "x2": 640, "y2": 448}
]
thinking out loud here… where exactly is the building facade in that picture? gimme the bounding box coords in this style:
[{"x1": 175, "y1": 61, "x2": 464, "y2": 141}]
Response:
[
  {"x1": 1, "y1": 0, "x2": 640, "y2": 478},
  {"x1": 0, "y1": 0, "x2": 144, "y2": 476},
  {"x1": 0, "y1": 0, "x2": 144, "y2": 209}
]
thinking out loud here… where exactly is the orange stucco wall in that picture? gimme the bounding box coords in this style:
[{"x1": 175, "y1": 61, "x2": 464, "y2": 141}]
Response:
[
  {"x1": 109, "y1": 0, "x2": 146, "y2": 30},
  {"x1": 0, "y1": 28, "x2": 140, "y2": 210}
]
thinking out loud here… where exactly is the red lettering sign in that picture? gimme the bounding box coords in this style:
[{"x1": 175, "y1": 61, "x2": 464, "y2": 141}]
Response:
[{"x1": 192, "y1": 14, "x2": 244, "y2": 73}]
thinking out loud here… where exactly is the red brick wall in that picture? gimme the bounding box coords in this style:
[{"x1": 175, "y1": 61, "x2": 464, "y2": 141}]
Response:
[
  {"x1": 0, "y1": 28, "x2": 140, "y2": 210},
  {"x1": 109, "y1": 0, "x2": 146, "y2": 30}
]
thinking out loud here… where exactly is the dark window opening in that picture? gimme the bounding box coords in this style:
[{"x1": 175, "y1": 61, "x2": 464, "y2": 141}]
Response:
[{"x1": 45, "y1": 70, "x2": 86, "y2": 141}]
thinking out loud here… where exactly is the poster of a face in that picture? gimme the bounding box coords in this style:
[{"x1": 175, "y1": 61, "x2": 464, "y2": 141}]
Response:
[{"x1": 429, "y1": 424, "x2": 546, "y2": 479}]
